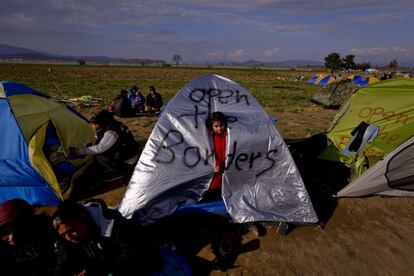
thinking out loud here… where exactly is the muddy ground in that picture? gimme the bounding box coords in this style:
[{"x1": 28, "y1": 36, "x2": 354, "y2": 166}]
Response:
[{"x1": 69, "y1": 106, "x2": 414, "y2": 275}]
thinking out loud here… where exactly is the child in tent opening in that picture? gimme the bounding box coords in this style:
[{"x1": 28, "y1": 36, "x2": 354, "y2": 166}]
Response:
[
  {"x1": 203, "y1": 111, "x2": 228, "y2": 202},
  {"x1": 204, "y1": 112, "x2": 266, "y2": 238}
]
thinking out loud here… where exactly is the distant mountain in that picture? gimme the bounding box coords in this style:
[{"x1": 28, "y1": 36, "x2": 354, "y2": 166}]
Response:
[
  {"x1": 0, "y1": 44, "x2": 166, "y2": 64},
  {"x1": 241, "y1": 59, "x2": 323, "y2": 67},
  {"x1": 272, "y1": 59, "x2": 324, "y2": 66},
  {"x1": 242, "y1": 59, "x2": 264, "y2": 65},
  {"x1": 0, "y1": 44, "x2": 48, "y2": 55}
]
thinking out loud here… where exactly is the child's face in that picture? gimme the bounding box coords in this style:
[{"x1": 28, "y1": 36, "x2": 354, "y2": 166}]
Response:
[{"x1": 212, "y1": 120, "x2": 225, "y2": 135}]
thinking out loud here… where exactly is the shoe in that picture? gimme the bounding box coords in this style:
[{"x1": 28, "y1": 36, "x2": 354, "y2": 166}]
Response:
[{"x1": 277, "y1": 222, "x2": 289, "y2": 236}]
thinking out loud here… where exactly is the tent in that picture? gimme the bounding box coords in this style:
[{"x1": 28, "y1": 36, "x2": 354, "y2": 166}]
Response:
[
  {"x1": 315, "y1": 74, "x2": 336, "y2": 86},
  {"x1": 311, "y1": 78, "x2": 358, "y2": 109},
  {"x1": 119, "y1": 74, "x2": 317, "y2": 224},
  {"x1": 320, "y1": 78, "x2": 414, "y2": 196},
  {"x1": 351, "y1": 75, "x2": 380, "y2": 86},
  {"x1": 307, "y1": 73, "x2": 337, "y2": 86},
  {"x1": 0, "y1": 81, "x2": 95, "y2": 205},
  {"x1": 308, "y1": 73, "x2": 329, "y2": 85},
  {"x1": 365, "y1": 68, "x2": 380, "y2": 75}
]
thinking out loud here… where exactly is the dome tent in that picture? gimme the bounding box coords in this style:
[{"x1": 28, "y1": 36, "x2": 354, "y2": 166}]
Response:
[
  {"x1": 119, "y1": 74, "x2": 317, "y2": 224},
  {"x1": 0, "y1": 81, "x2": 94, "y2": 205},
  {"x1": 320, "y1": 78, "x2": 414, "y2": 196},
  {"x1": 311, "y1": 78, "x2": 358, "y2": 109}
]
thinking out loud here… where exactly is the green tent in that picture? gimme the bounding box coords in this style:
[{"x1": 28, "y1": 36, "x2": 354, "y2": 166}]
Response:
[
  {"x1": 320, "y1": 78, "x2": 414, "y2": 196},
  {"x1": 311, "y1": 78, "x2": 357, "y2": 109}
]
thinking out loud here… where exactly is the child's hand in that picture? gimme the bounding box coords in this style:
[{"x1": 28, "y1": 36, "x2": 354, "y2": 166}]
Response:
[{"x1": 214, "y1": 164, "x2": 224, "y2": 173}]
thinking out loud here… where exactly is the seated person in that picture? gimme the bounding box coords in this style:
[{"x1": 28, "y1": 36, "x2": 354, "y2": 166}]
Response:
[
  {"x1": 108, "y1": 89, "x2": 133, "y2": 118},
  {"x1": 71, "y1": 110, "x2": 139, "y2": 182},
  {"x1": 0, "y1": 198, "x2": 57, "y2": 276},
  {"x1": 52, "y1": 199, "x2": 162, "y2": 276},
  {"x1": 127, "y1": 85, "x2": 145, "y2": 112},
  {"x1": 146, "y1": 85, "x2": 163, "y2": 114}
]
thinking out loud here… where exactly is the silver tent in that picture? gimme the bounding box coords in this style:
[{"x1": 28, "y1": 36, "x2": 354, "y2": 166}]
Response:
[
  {"x1": 337, "y1": 135, "x2": 414, "y2": 197},
  {"x1": 119, "y1": 74, "x2": 317, "y2": 224}
]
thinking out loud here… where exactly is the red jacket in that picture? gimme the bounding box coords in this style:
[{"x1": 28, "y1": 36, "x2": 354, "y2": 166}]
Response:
[{"x1": 209, "y1": 131, "x2": 227, "y2": 190}]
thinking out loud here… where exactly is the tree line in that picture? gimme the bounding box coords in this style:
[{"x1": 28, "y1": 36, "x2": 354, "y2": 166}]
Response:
[{"x1": 324, "y1": 52, "x2": 399, "y2": 73}]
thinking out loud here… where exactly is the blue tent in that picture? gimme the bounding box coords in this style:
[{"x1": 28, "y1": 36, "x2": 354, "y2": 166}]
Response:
[
  {"x1": 0, "y1": 81, "x2": 94, "y2": 205},
  {"x1": 352, "y1": 75, "x2": 380, "y2": 86}
]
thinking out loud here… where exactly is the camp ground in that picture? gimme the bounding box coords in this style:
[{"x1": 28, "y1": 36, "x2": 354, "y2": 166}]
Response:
[
  {"x1": 2, "y1": 63, "x2": 414, "y2": 274},
  {"x1": 319, "y1": 78, "x2": 414, "y2": 197},
  {"x1": 119, "y1": 74, "x2": 318, "y2": 225},
  {"x1": 0, "y1": 81, "x2": 94, "y2": 205}
]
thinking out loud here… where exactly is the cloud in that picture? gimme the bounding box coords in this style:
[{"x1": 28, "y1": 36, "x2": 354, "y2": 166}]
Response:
[
  {"x1": 154, "y1": 0, "x2": 414, "y2": 13},
  {"x1": 350, "y1": 47, "x2": 414, "y2": 64},
  {"x1": 0, "y1": 0, "x2": 412, "y2": 64},
  {"x1": 345, "y1": 13, "x2": 405, "y2": 23},
  {"x1": 263, "y1": 48, "x2": 282, "y2": 58},
  {"x1": 205, "y1": 49, "x2": 245, "y2": 61},
  {"x1": 255, "y1": 0, "x2": 414, "y2": 13}
]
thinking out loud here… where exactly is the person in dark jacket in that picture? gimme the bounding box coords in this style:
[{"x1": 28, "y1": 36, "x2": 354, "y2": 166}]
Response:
[
  {"x1": 130, "y1": 88, "x2": 146, "y2": 114},
  {"x1": 146, "y1": 86, "x2": 163, "y2": 114},
  {"x1": 108, "y1": 90, "x2": 133, "y2": 118},
  {"x1": 0, "y1": 198, "x2": 57, "y2": 276},
  {"x1": 71, "y1": 110, "x2": 139, "y2": 182},
  {"x1": 52, "y1": 199, "x2": 162, "y2": 276}
]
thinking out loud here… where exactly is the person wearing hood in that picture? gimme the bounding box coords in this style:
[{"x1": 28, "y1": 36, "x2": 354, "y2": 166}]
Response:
[
  {"x1": 52, "y1": 199, "x2": 162, "y2": 276},
  {"x1": 0, "y1": 198, "x2": 57, "y2": 276},
  {"x1": 129, "y1": 85, "x2": 146, "y2": 113}
]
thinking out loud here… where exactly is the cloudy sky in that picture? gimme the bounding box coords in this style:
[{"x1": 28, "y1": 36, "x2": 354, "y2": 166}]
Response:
[{"x1": 1, "y1": 0, "x2": 413, "y2": 65}]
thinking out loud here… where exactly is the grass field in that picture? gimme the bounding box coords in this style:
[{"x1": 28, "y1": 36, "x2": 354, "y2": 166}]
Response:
[
  {"x1": 0, "y1": 63, "x2": 320, "y2": 113},
  {"x1": 1, "y1": 63, "x2": 336, "y2": 144}
]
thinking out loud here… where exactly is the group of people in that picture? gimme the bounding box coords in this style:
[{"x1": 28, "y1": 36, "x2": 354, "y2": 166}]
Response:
[
  {"x1": 0, "y1": 110, "x2": 249, "y2": 273},
  {"x1": 1, "y1": 110, "x2": 270, "y2": 275},
  {"x1": 0, "y1": 198, "x2": 165, "y2": 276},
  {"x1": 108, "y1": 85, "x2": 163, "y2": 118},
  {"x1": 70, "y1": 108, "x2": 230, "y2": 194}
]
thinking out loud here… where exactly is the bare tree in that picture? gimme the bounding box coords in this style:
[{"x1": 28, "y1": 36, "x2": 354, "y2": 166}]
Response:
[{"x1": 172, "y1": 54, "x2": 182, "y2": 67}]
